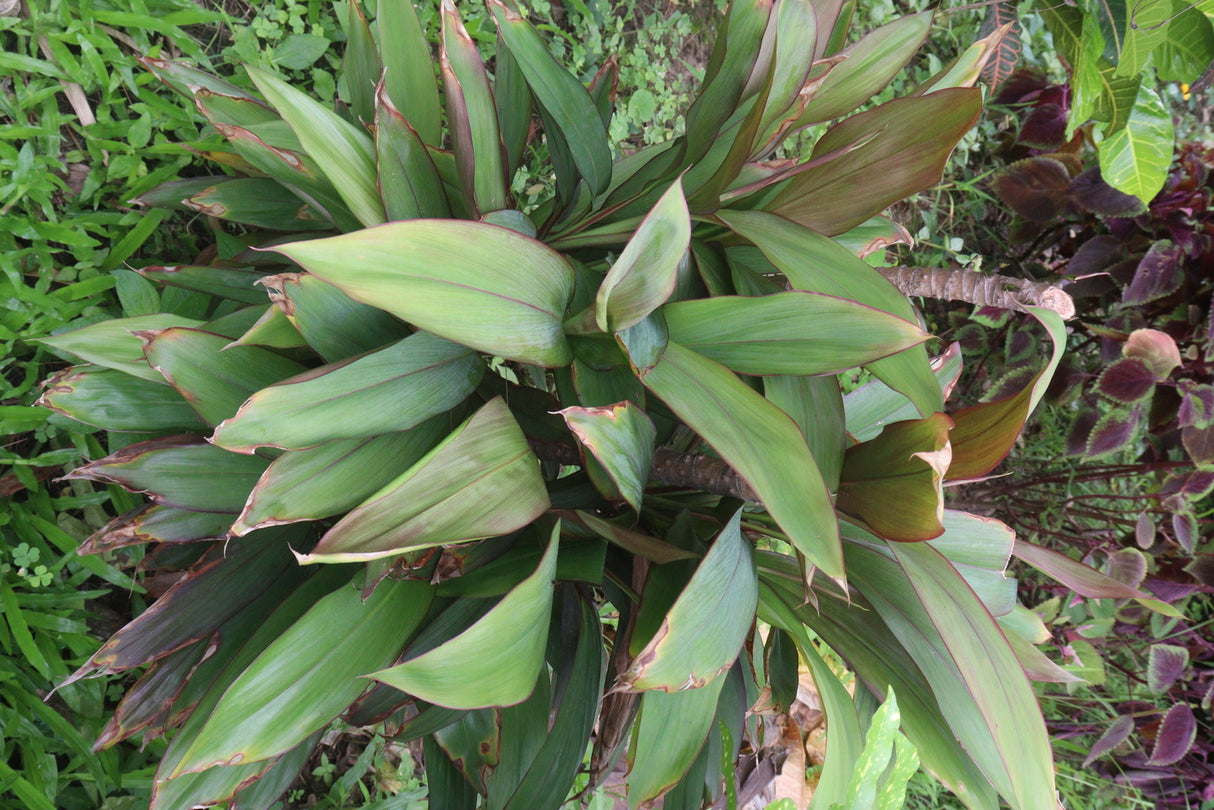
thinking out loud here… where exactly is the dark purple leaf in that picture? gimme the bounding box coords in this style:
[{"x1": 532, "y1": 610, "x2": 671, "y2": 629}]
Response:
[
  {"x1": 992, "y1": 66, "x2": 1051, "y2": 105},
  {"x1": 1066, "y1": 235, "x2": 1128, "y2": 278},
  {"x1": 1146, "y1": 704, "x2": 1197, "y2": 766},
  {"x1": 1147, "y1": 644, "x2": 1189, "y2": 694},
  {"x1": 1144, "y1": 577, "x2": 1203, "y2": 603},
  {"x1": 1104, "y1": 548, "x2": 1147, "y2": 589},
  {"x1": 1182, "y1": 556, "x2": 1214, "y2": 589},
  {"x1": 1181, "y1": 470, "x2": 1214, "y2": 499},
  {"x1": 1070, "y1": 169, "x2": 1148, "y2": 217},
  {"x1": 993, "y1": 157, "x2": 1073, "y2": 222},
  {"x1": 1096, "y1": 358, "x2": 1156, "y2": 403},
  {"x1": 1065, "y1": 405, "x2": 1099, "y2": 456},
  {"x1": 985, "y1": 364, "x2": 1036, "y2": 402},
  {"x1": 1135, "y1": 512, "x2": 1156, "y2": 548},
  {"x1": 1083, "y1": 715, "x2": 1135, "y2": 768},
  {"x1": 1084, "y1": 407, "x2": 1142, "y2": 459},
  {"x1": 1172, "y1": 510, "x2": 1198, "y2": 553},
  {"x1": 1005, "y1": 327, "x2": 1037, "y2": 363},
  {"x1": 1179, "y1": 384, "x2": 1214, "y2": 429},
  {"x1": 1182, "y1": 423, "x2": 1214, "y2": 465},
  {"x1": 1017, "y1": 103, "x2": 1068, "y2": 150},
  {"x1": 1123, "y1": 241, "x2": 1184, "y2": 305}
]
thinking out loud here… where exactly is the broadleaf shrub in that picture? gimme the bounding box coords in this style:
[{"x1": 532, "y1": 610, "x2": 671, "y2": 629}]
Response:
[{"x1": 38, "y1": 2, "x2": 1133, "y2": 808}]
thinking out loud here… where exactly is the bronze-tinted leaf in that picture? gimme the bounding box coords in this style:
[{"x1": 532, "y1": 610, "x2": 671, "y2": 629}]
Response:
[
  {"x1": 1123, "y1": 242, "x2": 1184, "y2": 306},
  {"x1": 1070, "y1": 168, "x2": 1147, "y2": 217},
  {"x1": 992, "y1": 156, "x2": 1073, "y2": 222}
]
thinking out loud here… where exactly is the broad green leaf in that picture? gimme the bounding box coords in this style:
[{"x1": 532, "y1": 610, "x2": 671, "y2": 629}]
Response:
[
  {"x1": 273, "y1": 220, "x2": 575, "y2": 367},
  {"x1": 232, "y1": 417, "x2": 451, "y2": 535},
  {"x1": 213, "y1": 332, "x2": 481, "y2": 454},
  {"x1": 770, "y1": 88, "x2": 983, "y2": 236},
  {"x1": 626, "y1": 676, "x2": 727, "y2": 808},
  {"x1": 65, "y1": 436, "x2": 269, "y2": 513},
  {"x1": 183, "y1": 178, "x2": 331, "y2": 231},
  {"x1": 378, "y1": 0, "x2": 442, "y2": 146},
  {"x1": 758, "y1": 551, "x2": 998, "y2": 809},
  {"x1": 141, "y1": 328, "x2": 308, "y2": 427},
  {"x1": 300, "y1": 397, "x2": 549, "y2": 563},
  {"x1": 246, "y1": 66, "x2": 386, "y2": 227},
  {"x1": 489, "y1": 0, "x2": 612, "y2": 197},
  {"x1": 343, "y1": 0, "x2": 380, "y2": 124},
  {"x1": 425, "y1": 734, "x2": 482, "y2": 808},
  {"x1": 795, "y1": 13, "x2": 931, "y2": 125},
  {"x1": 572, "y1": 511, "x2": 699, "y2": 564},
  {"x1": 493, "y1": 35, "x2": 533, "y2": 178},
  {"x1": 229, "y1": 304, "x2": 309, "y2": 350},
  {"x1": 1099, "y1": 85, "x2": 1174, "y2": 204},
  {"x1": 663, "y1": 292, "x2": 929, "y2": 376},
  {"x1": 560, "y1": 402, "x2": 656, "y2": 512},
  {"x1": 752, "y1": 0, "x2": 818, "y2": 148},
  {"x1": 39, "y1": 314, "x2": 205, "y2": 382},
  {"x1": 949, "y1": 307, "x2": 1065, "y2": 480},
  {"x1": 1154, "y1": 1, "x2": 1214, "y2": 82},
  {"x1": 595, "y1": 179, "x2": 690, "y2": 332},
  {"x1": 140, "y1": 56, "x2": 258, "y2": 102},
  {"x1": 370, "y1": 530, "x2": 558, "y2": 708},
  {"x1": 623, "y1": 510, "x2": 757, "y2": 691},
  {"x1": 628, "y1": 340, "x2": 843, "y2": 582},
  {"x1": 497, "y1": 592, "x2": 605, "y2": 810},
  {"x1": 716, "y1": 209, "x2": 942, "y2": 415},
  {"x1": 836, "y1": 413, "x2": 953, "y2": 542},
  {"x1": 441, "y1": 0, "x2": 508, "y2": 215},
  {"x1": 832, "y1": 215, "x2": 912, "y2": 259},
  {"x1": 135, "y1": 264, "x2": 272, "y2": 305},
  {"x1": 216, "y1": 122, "x2": 361, "y2": 232},
  {"x1": 375, "y1": 86, "x2": 451, "y2": 221},
  {"x1": 37, "y1": 366, "x2": 206, "y2": 432},
  {"x1": 757, "y1": 584, "x2": 861, "y2": 808},
  {"x1": 764, "y1": 374, "x2": 846, "y2": 490},
  {"x1": 929, "y1": 510, "x2": 1016, "y2": 617},
  {"x1": 885, "y1": 541, "x2": 1056, "y2": 810},
  {"x1": 845, "y1": 342, "x2": 963, "y2": 442},
  {"x1": 80, "y1": 504, "x2": 236, "y2": 555},
  {"x1": 1116, "y1": 0, "x2": 1172, "y2": 77},
  {"x1": 916, "y1": 19, "x2": 1013, "y2": 94},
  {"x1": 66, "y1": 531, "x2": 300, "y2": 680},
  {"x1": 171, "y1": 575, "x2": 434, "y2": 774},
  {"x1": 682, "y1": 0, "x2": 771, "y2": 165},
  {"x1": 153, "y1": 733, "x2": 320, "y2": 810},
  {"x1": 261, "y1": 271, "x2": 413, "y2": 362}
]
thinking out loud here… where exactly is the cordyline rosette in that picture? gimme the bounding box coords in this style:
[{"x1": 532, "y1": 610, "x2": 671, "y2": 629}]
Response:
[{"x1": 36, "y1": 2, "x2": 1144, "y2": 808}]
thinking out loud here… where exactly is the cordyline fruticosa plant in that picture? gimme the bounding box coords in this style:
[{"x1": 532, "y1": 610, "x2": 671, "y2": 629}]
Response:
[{"x1": 35, "y1": 2, "x2": 1171, "y2": 808}]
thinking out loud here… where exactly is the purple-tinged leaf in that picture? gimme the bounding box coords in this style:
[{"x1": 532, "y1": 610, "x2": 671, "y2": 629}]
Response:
[
  {"x1": 1065, "y1": 235, "x2": 1127, "y2": 278},
  {"x1": 1070, "y1": 169, "x2": 1147, "y2": 217},
  {"x1": 1103, "y1": 548, "x2": 1147, "y2": 589},
  {"x1": 1147, "y1": 644, "x2": 1189, "y2": 694},
  {"x1": 1082, "y1": 715, "x2": 1135, "y2": 768},
  {"x1": 1179, "y1": 384, "x2": 1214, "y2": 428},
  {"x1": 1183, "y1": 423, "x2": 1214, "y2": 465},
  {"x1": 1016, "y1": 103, "x2": 1067, "y2": 150},
  {"x1": 1172, "y1": 510, "x2": 1198, "y2": 553},
  {"x1": 992, "y1": 157, "x2": 1072, "y2": 222},
  {"x1": 1135, "y1": 512, "x2": 1156, "y2": 549},
  {"x1": 1065, "y1": 405, "x2": 1098, "y2": 456},
  {"x1": 95, "y1": 643, "x2": 210, "y2": 750},
  {"x1": 1122, "y1": 242, "x2": 1184, "y2": 306},
  {"x1": 992, "y1": 66, "x2": 1052, "y2": 105},
  {"x1": 1084, "y1": 407, "x2": 1141, "y2": 459},
  {"x1": 1096, "y1": 358, "x2": 1156, "y2": 403},
  {"x1": 1146, "y1": 704, "x2": 1197, "y2": 767},
  {"x1": 1012, "y1": 540, "x2": 1154, "y2": 601}
]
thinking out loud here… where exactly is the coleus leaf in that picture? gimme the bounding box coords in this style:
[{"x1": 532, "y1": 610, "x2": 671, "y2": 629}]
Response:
[
  {"x1": 1096, "y1": 358, "x2": 1156, "y2": 403},
  {"x1": 1146, "y1": 704, "x2": 1197, "y2": 767},
  {"x1": 1082, "y1": 715, "x2": 1135, "y2": 768},
  {"x1": 1123, "y1": 326, "x2": 1182, "y2": 378},
  {"x1": 1084, "y1": 406, "x2": 1141, "y2": 459},
  {"x1": 1122, "y1": 242, "x2": 1184, "y2": 306},
  {"x1": 1147, "y1": 643, "x2": 1189, "y2": 694},
  {"x1": 992, "y1": 156, "x2": 1073, "y2": 222}
]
